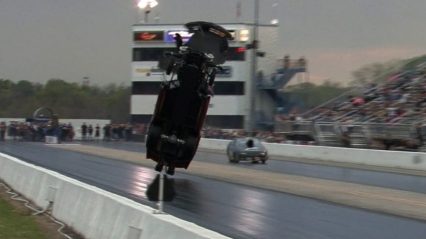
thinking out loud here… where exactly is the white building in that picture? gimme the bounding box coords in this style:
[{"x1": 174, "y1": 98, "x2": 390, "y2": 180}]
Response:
[{"x1": 130, "y1": 23, "x2": 280, "y2": 129}]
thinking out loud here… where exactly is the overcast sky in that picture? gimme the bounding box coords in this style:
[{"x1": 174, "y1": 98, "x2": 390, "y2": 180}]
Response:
[{"x1": 1, "y1": 0, "x2": 425, "y2": 86}]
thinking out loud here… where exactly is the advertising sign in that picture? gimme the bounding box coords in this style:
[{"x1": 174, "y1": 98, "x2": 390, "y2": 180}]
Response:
[
  {"x1": 165, "y1": 30, "x2": 193, "y2": 43},
  {"x1": 133, "y1": 31, "x2": 164, "y2": 42},
  {"x1": 133, "y1": 65, "x2": 164, "y2": 78},
  {"x1": 165, "y1": 29, "x2": 235, "y2": 43},
  {"x1": 216, "y1": 66, "x2": 232, "y2": 78}
]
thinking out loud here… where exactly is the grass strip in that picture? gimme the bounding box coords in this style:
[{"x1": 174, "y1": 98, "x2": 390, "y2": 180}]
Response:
[{"x1": 0, "y1": 196, "x2": 47, "y2": 239}]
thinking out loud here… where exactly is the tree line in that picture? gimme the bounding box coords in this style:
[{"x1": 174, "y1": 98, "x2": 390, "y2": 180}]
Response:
[
  {"x1": 0, "y1": 79, "x2": 130, "y2": 123},
  {"x1": 1, "y1": 77, "x2": 349, "y2": 121},
  {"x1": 350, "y1": 54, "x2": 426, "y2": 86},
  {"x1": 1, "y1": 55, "x2": 422, "y2": 122}
]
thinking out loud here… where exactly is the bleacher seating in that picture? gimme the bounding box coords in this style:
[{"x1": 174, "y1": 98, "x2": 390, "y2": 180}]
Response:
[{"x1": 275, "y1": 59, "x2": 426, "y2": 151}]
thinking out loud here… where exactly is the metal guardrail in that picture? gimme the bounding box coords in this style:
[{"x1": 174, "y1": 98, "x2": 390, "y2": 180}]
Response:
[
  {"x1": 276, "y1": 59, "x2": 307, "y2": 70},
  {"x1": 274, "y1": 121, "x2": 314, "y2": 134},
  {"x1": 275, "y1": 120, "x2": 424, "y2": 149},
  {"x1": 313, "y1": 122, "x2": 341, "y2": 146},
  {"x1": 364, "y1": 123, "x2": 413, "y2": 139}
]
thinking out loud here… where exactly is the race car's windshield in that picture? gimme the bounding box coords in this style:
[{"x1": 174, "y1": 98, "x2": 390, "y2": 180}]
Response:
[{"x1": 236, "y1": 138, "x2": 262, "y2": 148}]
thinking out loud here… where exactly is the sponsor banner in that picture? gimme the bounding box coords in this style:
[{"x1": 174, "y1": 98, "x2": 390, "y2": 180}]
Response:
[
  {"x1": 216, "y1": 66, "x2": 232, "y2": 78},
  {"x1": 150, "y1": 67, "x2": 165, "y2": 75},
  {"x1": 134, "y1": 31, "x2": 164, "y2": 42},
  {"x1": 165, "y1": 30, "x2": 193, "y2": 43},
  {"x1": 133, "y1": 66, "x2": 164, "y2": 78},
  {"x1": 165, "y1": 30, "x2": 236, "y2": 43}
]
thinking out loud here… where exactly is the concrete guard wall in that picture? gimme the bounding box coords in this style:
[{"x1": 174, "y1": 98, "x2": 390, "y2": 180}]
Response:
[
  {"x1": 199, "y1": 138, "x2": 426, "y2": 171},
  {"x1": 0, "y1": 153, "x2": 229, "y2": 239}
]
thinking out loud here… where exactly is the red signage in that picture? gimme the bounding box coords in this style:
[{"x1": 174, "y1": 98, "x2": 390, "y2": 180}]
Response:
[{"x1": 133, "y1": 31, "x2": 164, "y2": 42}]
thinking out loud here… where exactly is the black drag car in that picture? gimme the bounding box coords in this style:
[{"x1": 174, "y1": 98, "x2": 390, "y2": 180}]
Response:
[{"x1": 146, "y1": 21, "x2": 233, "y2": 175}]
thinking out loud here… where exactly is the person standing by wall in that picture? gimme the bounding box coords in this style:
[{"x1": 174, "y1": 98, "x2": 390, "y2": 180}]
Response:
[
  {"x1": 125, "y1": 124, "x2": 133, "y2": 141},
  {"x1": 88, "y1": 124, "x2": 93, "y2": 140},
  {"x1": 0, "y1": 122, "x2": 6, "y2": 141},
  {"x1": 103, "y1": 124, "x2": 111, "y2": 141},
  {"x1": 283, "y1": 55, "x2": 290, "y2": 69},
  {"x1": 95, "y1": 124, "x2": 100, "y2": 140},
  {"x1": 81, "y1": 123, "x2": 87, "y2": 141},
  {"x1": 67, "y1": 123, "x2": 75, "y2": 141},
  {"x1": 174, "y1": 33, "x2": 183, "y2": 50}
]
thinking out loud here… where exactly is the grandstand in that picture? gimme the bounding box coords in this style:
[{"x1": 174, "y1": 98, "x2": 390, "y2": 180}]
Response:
[
  {"x1": 203, "y1": 56, "x2": 426, "y2": 152},
  {"x1": 273, "y1": 56, "x2": 426, "y2": 151}
]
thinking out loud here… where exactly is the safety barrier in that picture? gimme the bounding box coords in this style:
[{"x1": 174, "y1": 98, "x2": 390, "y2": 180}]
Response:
[
  {"x1": 0, "y1": 153, "x2": 229, "y2": 239},
  {"x1": 199, "y1": 138, "x2": 426, "y2": 171}
]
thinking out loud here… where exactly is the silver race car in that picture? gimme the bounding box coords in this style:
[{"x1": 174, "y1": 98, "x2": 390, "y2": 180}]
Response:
[{"x1": 226, "y1": 138, "x2": 269, "y2": 164}]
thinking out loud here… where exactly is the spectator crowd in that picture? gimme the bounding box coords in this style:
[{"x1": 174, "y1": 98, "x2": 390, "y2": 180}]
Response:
[
  {"x1": 274, "y1": 61, "x2": 426, "y2": 151},
  {"x1": 305, "y1": 63, "x2": 426, "y2": 124}
]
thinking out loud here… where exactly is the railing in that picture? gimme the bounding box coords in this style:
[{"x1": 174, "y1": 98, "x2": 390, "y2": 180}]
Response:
[
  {"x1": 313, "y1": 122, "x2": 341, "y2": 146},
  {"x1": 301, "y1": 87, "x2": 363, "y2": 119},
  {"x1": 364, "y1": 123, "x2": 413, "y2": 139},
  {"x1": 258, "y1": 59, "x2": 307, "y2": 90},
  {"x1": 274, "y1": 120, "x2": 313, "y2": 134},
  {"x1": 276, "y1": 58, "x2": 307, "y2": 70},
  {"x1": 275, "y1": 120, "x2": 425, "y2": 150}
]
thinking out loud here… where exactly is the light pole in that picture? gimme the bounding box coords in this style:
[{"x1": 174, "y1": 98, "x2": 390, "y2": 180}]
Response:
[
  {"x1": 137, "y1": 0, "x2": 159, "y2": 23},
  {"x1": 248, "y1": 0, "x2": 259, "y2": 133}
]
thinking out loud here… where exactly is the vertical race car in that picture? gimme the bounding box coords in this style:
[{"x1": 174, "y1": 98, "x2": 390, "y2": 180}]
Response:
[{"x1": 146, "y1": 21, "x2": 233, "y2": 175}]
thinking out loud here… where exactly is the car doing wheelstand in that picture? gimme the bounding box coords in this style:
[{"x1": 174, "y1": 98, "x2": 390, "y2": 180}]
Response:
[{"x1": 146, "y1": 21, "x2": 233, "y2": 175}]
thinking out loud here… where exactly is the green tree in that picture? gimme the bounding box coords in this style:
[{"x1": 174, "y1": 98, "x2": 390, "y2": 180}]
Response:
[
  {"x1": 0, "y1": 78, "x2": 130, "y2": 122},
  {"x1": 350, "y1": 60, "x2": 404, "y2": 86},
  {"x1": 285, "y1": 81, "x2": 350, "y2": 110}
]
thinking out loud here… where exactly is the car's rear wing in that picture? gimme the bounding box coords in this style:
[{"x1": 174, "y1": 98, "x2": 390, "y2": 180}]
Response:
[{"x1": 184, "y1": 21, "x2": 233, "y2": 65}]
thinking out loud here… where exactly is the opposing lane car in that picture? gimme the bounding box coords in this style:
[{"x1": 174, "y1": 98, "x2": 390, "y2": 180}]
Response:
[{"x1": 226, "y1": 138, "x2": 269, "y2": 164}]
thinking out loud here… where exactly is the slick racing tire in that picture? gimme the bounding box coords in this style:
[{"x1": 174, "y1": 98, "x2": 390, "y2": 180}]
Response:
[
  {"x1": 146, "y1": 125, "x2": 162, "y2": 151},
  {"x1": 183, "y1": 136, "x2": 197, "y2": 155}
]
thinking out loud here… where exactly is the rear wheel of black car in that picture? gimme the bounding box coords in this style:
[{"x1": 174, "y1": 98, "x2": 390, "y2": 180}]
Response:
[
  {"x1": 183, "y1": 136, "x2": 197, "y2": 158},
  {"x1": 166, "y1": 165, "x2": 175, "y2": 175},
  {"x1": 155, "y1": 163, "x2": 164, "y2": 172}
]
